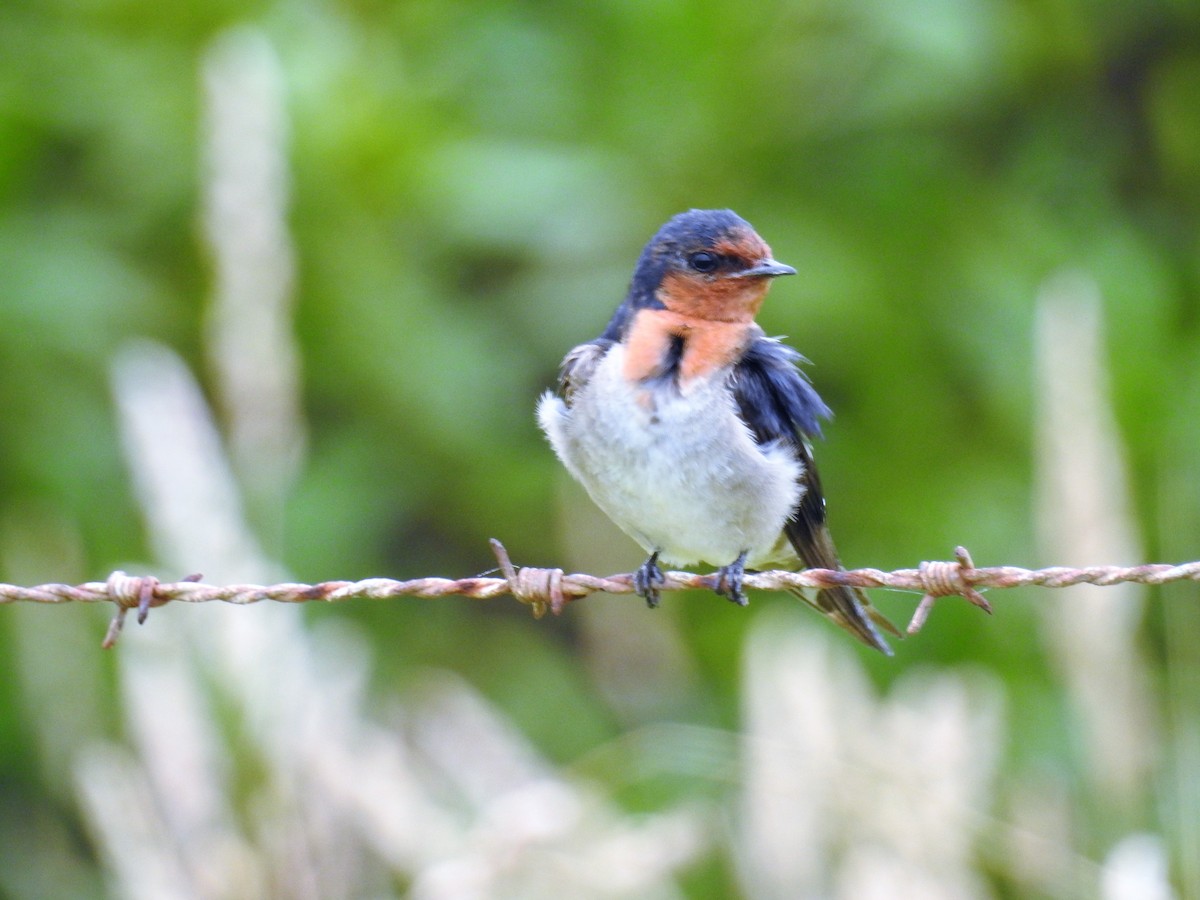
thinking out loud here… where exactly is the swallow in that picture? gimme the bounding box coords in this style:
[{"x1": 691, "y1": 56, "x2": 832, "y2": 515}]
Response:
[{"x1": 538, "y1": 209, "x2": 898, "y2": 653}]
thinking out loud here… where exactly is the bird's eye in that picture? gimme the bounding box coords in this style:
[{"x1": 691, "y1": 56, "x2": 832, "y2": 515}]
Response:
[{"x1": 689, "y1": 251, "x2": 719, "y2": 273}]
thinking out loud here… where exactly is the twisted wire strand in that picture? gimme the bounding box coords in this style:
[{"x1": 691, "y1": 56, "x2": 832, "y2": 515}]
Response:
[{"x1": 3, "y1": 541, "x2": 1198, "y2": 647}]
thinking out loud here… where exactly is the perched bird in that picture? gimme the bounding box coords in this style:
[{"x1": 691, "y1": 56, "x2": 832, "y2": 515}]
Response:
[{"x1": 538, "y1": 209, "x2": 898, "y2": 653}]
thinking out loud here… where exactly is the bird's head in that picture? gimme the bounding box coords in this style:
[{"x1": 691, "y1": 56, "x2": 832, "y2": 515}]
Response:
[{"x1": 627, "y1": 209, "x2": 795, "y2": 324}]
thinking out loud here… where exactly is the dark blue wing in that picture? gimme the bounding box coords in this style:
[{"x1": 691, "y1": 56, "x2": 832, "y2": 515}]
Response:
[
  {"x1": 732, "y1": 336, "x2": 831, "y2": 445},
  {"x1": 732, "y1": 336, "x2": 896, "y2": 653},
  {"x1": 731, "y1": 336, "x2": 835, "y2": 571}
]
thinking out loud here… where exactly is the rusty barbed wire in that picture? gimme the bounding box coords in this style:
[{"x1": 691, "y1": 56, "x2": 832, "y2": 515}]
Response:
[{"x1": 2, "y1": 541, "x2": 1199, "y2": 648}]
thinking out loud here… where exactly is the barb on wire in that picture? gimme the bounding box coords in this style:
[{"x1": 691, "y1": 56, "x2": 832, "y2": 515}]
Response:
[{"x1": 3, "y1": 541, "x2": 1199, "y2": 648}]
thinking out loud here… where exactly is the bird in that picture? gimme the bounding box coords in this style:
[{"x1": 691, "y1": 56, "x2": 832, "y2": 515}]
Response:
[{"x1": 537, "y1": 209, "x2": 898, "y2": 654}]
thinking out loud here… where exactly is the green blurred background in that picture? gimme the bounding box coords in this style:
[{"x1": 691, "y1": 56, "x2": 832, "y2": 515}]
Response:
[{"x1": 2, "y1": 0, "x2": 1199, "y2": 896}]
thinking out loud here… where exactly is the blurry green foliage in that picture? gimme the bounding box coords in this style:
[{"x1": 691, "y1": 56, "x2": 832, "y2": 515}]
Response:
[{"x1": 1, "y1": 0, "x2": 1199, "y2": 894}]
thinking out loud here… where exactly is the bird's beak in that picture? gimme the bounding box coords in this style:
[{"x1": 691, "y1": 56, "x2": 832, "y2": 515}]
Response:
[{"x1": 733, "y1": 258, "x2": 797, "y2": 279}]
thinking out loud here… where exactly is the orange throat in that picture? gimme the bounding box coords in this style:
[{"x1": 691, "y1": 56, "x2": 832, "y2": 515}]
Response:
[{"x1": 622, "y1": 308, "x2": 754, "y2": 387}]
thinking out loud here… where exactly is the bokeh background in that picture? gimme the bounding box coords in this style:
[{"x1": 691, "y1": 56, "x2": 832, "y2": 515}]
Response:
[{"x1": 2, "y1": 1, "x2": 1199, "y2": 897}]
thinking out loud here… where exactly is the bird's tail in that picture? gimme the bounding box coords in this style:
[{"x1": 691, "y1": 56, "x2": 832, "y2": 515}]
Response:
[{"x1": 788, "y1": 583, "x2": 900, "y2": 655}]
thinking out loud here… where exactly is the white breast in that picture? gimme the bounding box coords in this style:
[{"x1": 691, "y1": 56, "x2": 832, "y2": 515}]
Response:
[{"x1": 537, "y1": 344, "x2": 802, "y2": 568}]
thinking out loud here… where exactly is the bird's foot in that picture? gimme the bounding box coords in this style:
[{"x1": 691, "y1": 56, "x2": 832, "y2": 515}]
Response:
[
  {"x1": 634, "y1": 552, "x2": 666, "y2": 608},
  {"x1": 715, "y1": 551, "x2": 749, "y2": 607}
]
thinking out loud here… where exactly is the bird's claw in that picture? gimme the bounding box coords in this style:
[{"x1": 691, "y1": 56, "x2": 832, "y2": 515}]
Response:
[
  {"x1": 716, "y1": 551, "x2": 749, "y2": 606},
  {"x1": 634, "y1": 552, "x2": 666, "y2": 608}
]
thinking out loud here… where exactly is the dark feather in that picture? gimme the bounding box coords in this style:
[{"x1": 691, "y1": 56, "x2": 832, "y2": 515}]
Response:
[
  {"x1": 731, "y1": 336, "x2": 835, "y2": 564},
  {"x1": 641, "y1": 333, "x2": 684, "y2": 392},
  {"x1": 732, "y1": 337, "x2": 831, "y2": 442},
  {"x1": 556, "y1": 340, "x2": 611, "y2": 406},
  {"x1": 600, "y1": 301, "x2": 636, "y2": 342},
  {"x1": 732, "y1": 336, "x2": 898, "y2": 653}
]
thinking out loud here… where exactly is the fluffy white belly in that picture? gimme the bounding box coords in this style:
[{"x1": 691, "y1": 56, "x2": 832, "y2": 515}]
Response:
[{"x1": 538, "y1": 345, "x2": 802, "y2": 568}]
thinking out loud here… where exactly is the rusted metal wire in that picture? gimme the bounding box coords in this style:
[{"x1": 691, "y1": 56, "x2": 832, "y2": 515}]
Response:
[{"x1": 3, "y1": 540, "x2": 1198, "y2": 647}]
